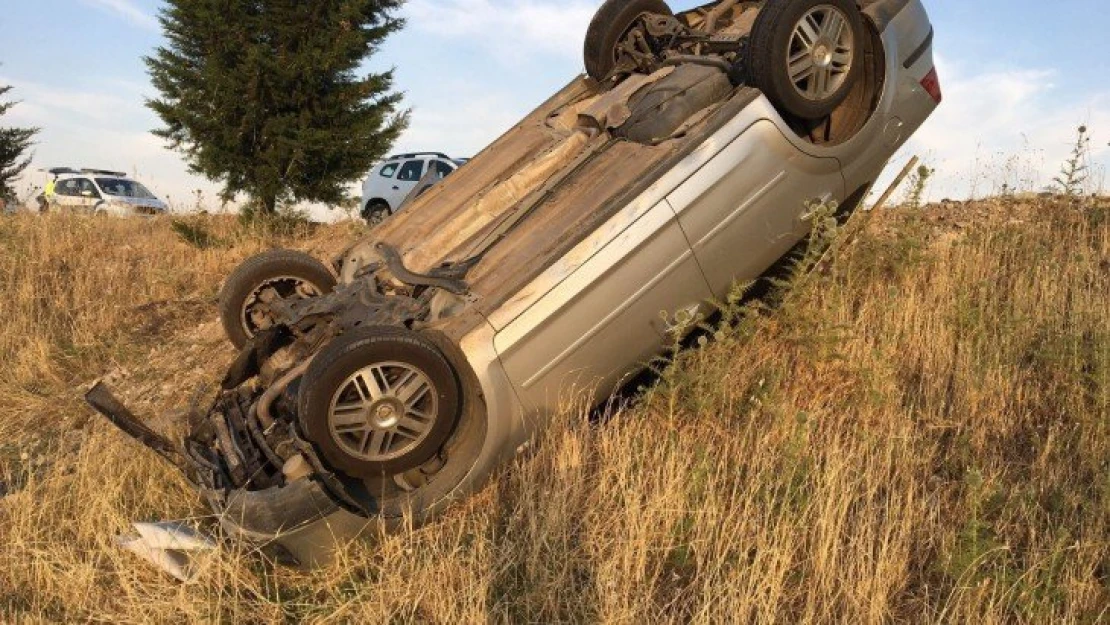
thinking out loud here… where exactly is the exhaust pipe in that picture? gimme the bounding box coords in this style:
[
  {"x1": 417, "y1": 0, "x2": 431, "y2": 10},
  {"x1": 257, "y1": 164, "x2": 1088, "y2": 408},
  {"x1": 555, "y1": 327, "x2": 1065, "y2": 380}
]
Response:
[{"x1": 84, "y1": 382, "x2": 191, "y2": 474}]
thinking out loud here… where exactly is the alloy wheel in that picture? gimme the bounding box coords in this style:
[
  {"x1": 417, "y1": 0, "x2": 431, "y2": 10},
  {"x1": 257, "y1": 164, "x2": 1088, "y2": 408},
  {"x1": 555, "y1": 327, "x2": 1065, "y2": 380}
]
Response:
[{"x1": 786, "y1": 5, "x2": 855, "y2": 101}]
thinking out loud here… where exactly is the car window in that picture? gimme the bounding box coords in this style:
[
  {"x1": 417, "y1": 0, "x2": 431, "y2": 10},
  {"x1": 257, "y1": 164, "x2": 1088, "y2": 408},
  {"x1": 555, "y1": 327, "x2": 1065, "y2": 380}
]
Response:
[
  {"x1": 78, "y1": 179, "x2": 101, "y2": 198},
  {"x1": 56, "y1": 180, "x2": 79, "y2": 196},
  {"x1": 379, "y1": 163, "x2": 399, "y2": 178},
  {"x1": 434, "y1": 160, "x2": 455, "y2": 178},
  {"x1": 397, "y1": 160, "x2": 424, "y2": 182},
  {"x1": 96, "y1": 178, "x2": 156, "y2": 199}
]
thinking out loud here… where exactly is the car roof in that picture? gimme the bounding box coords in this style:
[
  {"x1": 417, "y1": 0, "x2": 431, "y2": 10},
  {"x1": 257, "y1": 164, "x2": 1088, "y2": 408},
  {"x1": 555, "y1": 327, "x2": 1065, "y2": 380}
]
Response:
[
  {"x1": 383, "y1": 152, "x2": 455, "y2": 162},
  {"x1": 55, "y1": 168, "x2": 131, "y2": 179}
]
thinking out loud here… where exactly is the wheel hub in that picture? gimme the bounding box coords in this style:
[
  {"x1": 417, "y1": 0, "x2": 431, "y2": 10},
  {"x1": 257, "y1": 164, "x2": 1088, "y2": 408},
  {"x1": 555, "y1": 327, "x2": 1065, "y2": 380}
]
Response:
[
  {"x1": 327, "y1": 362, "x2": 439, "y2": 463},
  {"x1": 370, "y1": 399, "x2": 403, "y2": 429},
  {"x1": 812, "y1": 42, "x2": 833, "y2": 68}
]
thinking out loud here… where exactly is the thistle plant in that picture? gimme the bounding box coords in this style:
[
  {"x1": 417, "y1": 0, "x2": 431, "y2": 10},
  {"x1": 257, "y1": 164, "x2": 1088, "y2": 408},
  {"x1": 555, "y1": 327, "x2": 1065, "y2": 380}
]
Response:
[
  {"x1": 1053, "y1": 125, "x2": 1091, "y2": 200},
  {"x1": 906, "y1": 163, "x2": 935, "y2": 209}
]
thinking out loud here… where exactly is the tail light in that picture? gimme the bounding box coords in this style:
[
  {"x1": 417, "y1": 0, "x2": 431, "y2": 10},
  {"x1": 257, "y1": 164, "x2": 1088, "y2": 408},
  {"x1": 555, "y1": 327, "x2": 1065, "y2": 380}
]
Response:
[{"x1": 921, "y1": 68, "x2": 943, "y2": 104}]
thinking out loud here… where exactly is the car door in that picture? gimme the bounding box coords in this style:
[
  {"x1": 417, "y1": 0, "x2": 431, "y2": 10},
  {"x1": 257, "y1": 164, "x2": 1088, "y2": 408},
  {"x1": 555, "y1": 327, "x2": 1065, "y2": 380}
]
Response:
[
  {"x1": 432, "y1": 159, "x2": 456, "y2": 180},
  {"x1": 365, "y1": 161, "x2": 400, "y2": 206},
  {"x1": 493, "y1": 199, "x2": 712, "y2": 414},
  {"x1": 53, "y1": 179, "x2": 83, "y2": 211},
  {"x1": 388, "y1": 159, "x2": 426, "y2": 209},
  {"x1": 75, "y1": 178, "x2": 103, "y2": 212},
  {"x1": 667, "y1": 119, "x2": 845, "y2": 299},
  {"x1": 405, "y1": 160, "x2": 457, "y2": 205}
]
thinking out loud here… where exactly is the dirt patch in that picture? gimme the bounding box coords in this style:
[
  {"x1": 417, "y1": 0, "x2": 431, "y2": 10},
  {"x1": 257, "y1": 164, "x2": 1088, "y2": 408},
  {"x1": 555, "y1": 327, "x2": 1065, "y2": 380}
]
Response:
[{"x1": 129, "y1": 298, "x2": 212, "y2": 341}]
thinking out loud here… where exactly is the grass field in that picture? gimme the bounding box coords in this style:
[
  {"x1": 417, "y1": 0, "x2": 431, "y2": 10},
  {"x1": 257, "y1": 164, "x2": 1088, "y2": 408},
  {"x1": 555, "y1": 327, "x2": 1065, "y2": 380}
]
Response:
[{"x1": 0, "y1": 199, "x2": 1107, "y2": 623}]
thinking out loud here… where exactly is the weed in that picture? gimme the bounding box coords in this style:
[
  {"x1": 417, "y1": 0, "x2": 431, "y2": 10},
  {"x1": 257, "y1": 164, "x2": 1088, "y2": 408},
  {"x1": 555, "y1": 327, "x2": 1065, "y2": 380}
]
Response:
[
  {"x1": 238, "y1": 202, "x2": 316, "y2": 238},
  {"x1": 906, "y1": 163, "x2": 936, "y2": 209},
  {"x1": 170, "y1": 218, "x2": 224, "y2": 249},
  {"x1": 1052, "y1": 125, "x2": 1092, "y2": 200}
]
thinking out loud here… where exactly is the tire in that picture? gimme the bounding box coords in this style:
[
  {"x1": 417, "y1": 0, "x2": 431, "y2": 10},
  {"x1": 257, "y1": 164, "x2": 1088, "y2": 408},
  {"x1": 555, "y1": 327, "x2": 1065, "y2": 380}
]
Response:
[
  {"x1": 747, "y1": 0, "x2": 866, "y2": 120},
  {"x1": 583, "y1": 0, "x2": 672, "y2": 82},
  {"x1": 297, "y1": 328, "x2": 462, "y2": 478},
  {"x1": 218, "y1": 249, "x2": 337, "y2": 349},
  {"x1": 362, "y1": 200, "x2": 391, "y2": 226}
]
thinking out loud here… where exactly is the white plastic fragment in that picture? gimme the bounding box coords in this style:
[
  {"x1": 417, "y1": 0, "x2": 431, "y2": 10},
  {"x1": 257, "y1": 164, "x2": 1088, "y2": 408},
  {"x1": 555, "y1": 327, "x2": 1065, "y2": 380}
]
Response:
[{"x1": 116, "y1": 521, "x2": 217, "y2": 582}]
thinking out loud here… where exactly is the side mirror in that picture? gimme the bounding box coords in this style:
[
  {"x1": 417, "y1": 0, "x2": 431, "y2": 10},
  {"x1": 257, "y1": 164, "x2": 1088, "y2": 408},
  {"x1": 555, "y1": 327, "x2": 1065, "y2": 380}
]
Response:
[{"x1": 81, "y1": 190, "x2": 94, "y2": 198}]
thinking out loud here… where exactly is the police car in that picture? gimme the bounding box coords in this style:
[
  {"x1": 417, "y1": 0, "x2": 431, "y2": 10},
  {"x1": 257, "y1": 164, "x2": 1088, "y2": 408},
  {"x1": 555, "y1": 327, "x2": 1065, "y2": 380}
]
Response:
[{"x1": 48, "y1": 168, "x2": 169, "y2": 216}]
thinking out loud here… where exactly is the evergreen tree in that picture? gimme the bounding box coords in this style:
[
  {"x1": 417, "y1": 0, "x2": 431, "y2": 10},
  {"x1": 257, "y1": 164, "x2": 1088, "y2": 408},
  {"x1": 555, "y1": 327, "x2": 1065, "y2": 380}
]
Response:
[
  {"x1": 0, "y1": 83, "x2": 39, "y2": 203},
  {"x1": 146, "y1": 0, "x2": 408, "y2": 215}
]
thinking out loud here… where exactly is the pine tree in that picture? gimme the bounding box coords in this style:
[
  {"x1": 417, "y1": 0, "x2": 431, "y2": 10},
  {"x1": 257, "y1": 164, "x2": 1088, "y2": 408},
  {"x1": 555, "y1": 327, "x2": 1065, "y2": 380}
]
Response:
[
  {"x1": 0, "y1": 83, "x2": 39, "y2": 203},
  {"x1": 146, "y1": 0, "x2": 408, "y2": 215}
]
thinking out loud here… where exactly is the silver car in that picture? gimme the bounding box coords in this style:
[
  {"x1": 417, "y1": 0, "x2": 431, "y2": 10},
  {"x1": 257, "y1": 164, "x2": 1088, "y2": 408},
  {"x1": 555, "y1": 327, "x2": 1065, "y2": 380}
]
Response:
[
  {"x1": 49, "y1": 169, "x2": 169, "y2": 216},
  {"x1": 89, "y1": 0, "x2": 940, "y2": 569}
]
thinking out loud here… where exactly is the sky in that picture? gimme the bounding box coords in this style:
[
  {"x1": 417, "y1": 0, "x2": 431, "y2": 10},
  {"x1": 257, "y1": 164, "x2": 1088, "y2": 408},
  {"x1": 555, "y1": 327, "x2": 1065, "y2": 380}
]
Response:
[{"x1": 2, "y1": 0, "x2": 1108, "y2": 218}]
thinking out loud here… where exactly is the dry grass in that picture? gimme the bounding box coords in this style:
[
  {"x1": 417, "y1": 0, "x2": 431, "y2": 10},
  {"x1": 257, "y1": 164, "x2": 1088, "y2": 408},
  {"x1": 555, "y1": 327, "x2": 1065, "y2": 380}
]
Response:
[{"x1": 0, "y1": 200, "x2": 1106, "y2": 623}]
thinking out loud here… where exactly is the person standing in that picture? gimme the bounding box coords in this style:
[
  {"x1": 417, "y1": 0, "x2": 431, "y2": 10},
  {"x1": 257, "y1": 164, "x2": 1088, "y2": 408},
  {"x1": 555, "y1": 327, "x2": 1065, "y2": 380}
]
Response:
[
  {"x1": 42, "y1": 174, "x2": 56, "y2": 212},
  {"x1": 37, "y1": 173, "x2": 57, "y2": 213}
]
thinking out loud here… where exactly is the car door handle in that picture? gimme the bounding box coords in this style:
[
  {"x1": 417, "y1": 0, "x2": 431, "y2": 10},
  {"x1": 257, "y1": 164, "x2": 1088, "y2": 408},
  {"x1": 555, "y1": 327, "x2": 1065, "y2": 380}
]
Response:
[{"x1": 392, "y1": 186, "x2": 399, "y2": 190}]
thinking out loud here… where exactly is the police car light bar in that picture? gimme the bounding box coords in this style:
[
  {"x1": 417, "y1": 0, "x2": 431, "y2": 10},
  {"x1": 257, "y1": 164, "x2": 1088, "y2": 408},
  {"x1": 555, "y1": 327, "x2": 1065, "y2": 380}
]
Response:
[{"x1": 80, "y1": 169, "x2": 129, "y2": 178}]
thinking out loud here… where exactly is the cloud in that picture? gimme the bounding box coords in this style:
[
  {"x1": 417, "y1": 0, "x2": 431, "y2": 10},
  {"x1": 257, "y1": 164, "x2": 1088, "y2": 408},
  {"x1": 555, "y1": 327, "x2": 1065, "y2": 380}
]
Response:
[
  {"x1": 3, "y1": 75, "x2": 224, "y2": 210},
  {"x1": 391, "y1": 78, "x2": 539, "y2": 158},
  {"x1": 897, "y1": 56, "x2": 1110, "y2": 200},
  {"x1": 3, "y1": 79, "x2": 139, "y2": 127},
  {"x1": 79, "y1": 0, "x2": 160, "y2": 32},
  {"x1": 405, "y1": 0, "x2": 596, "y2": 62}
]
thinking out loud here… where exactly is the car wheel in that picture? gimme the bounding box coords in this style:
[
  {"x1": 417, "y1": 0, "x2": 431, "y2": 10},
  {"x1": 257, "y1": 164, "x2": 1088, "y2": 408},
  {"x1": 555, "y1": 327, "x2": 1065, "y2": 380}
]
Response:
[
  {"x1": 583, "y1": 0, "x2": 673, "y2": 82},
  {"x1": 218, "y1": 249, "x2": 337, "y2": 349},
  {"x1": 362, "y1": 200, "x2": 391, "y2": 226},
  {"x1": 747, "y1": 0, "x2": 866, "y2": 121},
  {"x1": 297, "y1": 328, "x2": 462, "y2": 479}
]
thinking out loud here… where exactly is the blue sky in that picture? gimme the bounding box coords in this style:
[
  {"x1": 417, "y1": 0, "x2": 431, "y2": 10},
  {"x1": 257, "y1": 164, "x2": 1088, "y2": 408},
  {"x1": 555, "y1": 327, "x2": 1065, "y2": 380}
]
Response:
[{"x1": 2, "y1": 0, "x2": 1108, "y2": 215}]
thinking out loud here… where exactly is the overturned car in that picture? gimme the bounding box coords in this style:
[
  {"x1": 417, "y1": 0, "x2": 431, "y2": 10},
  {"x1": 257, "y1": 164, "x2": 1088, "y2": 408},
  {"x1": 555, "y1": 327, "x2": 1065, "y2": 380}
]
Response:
[{"x1": 89, "y1": 0, "x2": 940, "y2": 568}]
